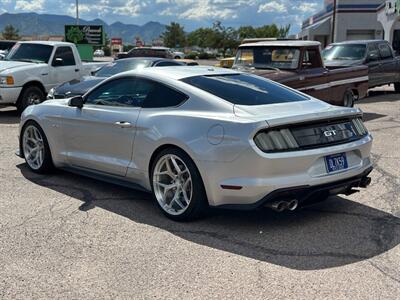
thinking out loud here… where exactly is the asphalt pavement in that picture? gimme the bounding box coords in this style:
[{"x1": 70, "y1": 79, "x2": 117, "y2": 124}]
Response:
[{"x1": 0, "y1": 87, "x2": 399, "y2": 299}]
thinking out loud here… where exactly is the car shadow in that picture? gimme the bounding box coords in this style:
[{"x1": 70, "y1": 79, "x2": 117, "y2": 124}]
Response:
[
  {"x1": 362, "y1": 112, "x2": 387, "y2": 122},
  {"x1": 362, "y1": 89, "x2": 400, "y2": 104},
  {"x1": 0, "y1": 107, "x2": 20, "y2": 124},
  {"x1": 17, "y1": 163, "x2": 400, "y2": 271}
]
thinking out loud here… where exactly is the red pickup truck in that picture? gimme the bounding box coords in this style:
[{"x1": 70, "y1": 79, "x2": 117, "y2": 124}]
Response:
[{"x1": 232, "y1": 40, "x2": 368, "y2": 107}]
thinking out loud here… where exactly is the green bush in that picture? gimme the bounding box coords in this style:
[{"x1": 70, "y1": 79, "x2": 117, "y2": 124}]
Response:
[{"x1": 185, "y1": 52, "x2": 198, "y2": 59}]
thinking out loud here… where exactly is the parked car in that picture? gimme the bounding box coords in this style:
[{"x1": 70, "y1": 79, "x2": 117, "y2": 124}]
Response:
[
  {"x1": 172, "y1": 49, "x2": 185, "y2": 59},
  {"x1": 233, "y1": 40, "x2": 369, "y2": 107},
  {"x1": 174, "y1": 59, "x2": 199, "y2": 66},
  {"x1": 116, "y1": 47, "x2": 174, "y2": 60},
  {"x1": 323, "y1": 40, "x2": 400, "y2": 91},
  {"x1": 93, "y1": 49, "x2": 105, "y2": 57},
  {"x1": 47, "y1": 58, "x2": 185, "y2": 99},
  {"x1": 0, "y1": 41, "x2": 106, "y2": 112},
  {"x1": 18, "y1": 66, "x2": 373, "y2": 221}
]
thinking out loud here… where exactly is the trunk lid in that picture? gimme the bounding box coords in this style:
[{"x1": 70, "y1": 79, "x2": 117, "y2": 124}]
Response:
[{"x1": 234, "y1": 99, "x2": 361, "y2": 127}]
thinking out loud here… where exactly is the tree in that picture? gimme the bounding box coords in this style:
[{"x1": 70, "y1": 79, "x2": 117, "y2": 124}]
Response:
[
  {"x1": 211, "y1": 21, "x2": 240, "y2": 57},
  {"x1": 1, "y1": 24, "x2": 20, "y2": 40},
  {"x1": 187, "y1": 28, "x2": 215, "y2": 48},
  {"x1": 162, "y1": 22, "x2": 186, "y2": 48}
]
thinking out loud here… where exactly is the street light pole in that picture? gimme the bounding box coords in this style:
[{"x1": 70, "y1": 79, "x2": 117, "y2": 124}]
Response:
[{"x1": 76, "y1": 0, "x2": 79, "y2": 25}]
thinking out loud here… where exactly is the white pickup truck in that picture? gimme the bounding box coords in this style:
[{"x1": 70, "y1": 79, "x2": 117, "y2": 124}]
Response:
[{"x1": 0, "y1": 41, "x2": 106, "y2": 112}]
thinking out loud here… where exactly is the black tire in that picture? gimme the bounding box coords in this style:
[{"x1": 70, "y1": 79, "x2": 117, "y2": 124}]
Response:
[
  {"x1": 342, "y1": 89, "x2": 355, "y2": 107},
  {"x1": 394, "y1": 82, "x2": 400, "y2": 93},
  {"x1": 17, "y1": 85, "x2": 45, "y2": 113},
  {"x1": 20, "y1": 120, "x2": 54, "y2": 174},
  {"x1": 174, "y1": 56, "x2": 181, "y2": 59},
  {"x1": 150, "y1": 147, "x2": 208, "y2": 221}
]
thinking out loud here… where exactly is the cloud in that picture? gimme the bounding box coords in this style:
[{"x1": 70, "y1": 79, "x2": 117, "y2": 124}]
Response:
[
  {"x1": 258, "y1": 1, "x2": 287, "y2": 13},
  {"x1": 15, "y1": 0, "x2": 44, "y2": 11},
  {"x1": 297, "y1": 2, "x2": 319, "y2": 13}
]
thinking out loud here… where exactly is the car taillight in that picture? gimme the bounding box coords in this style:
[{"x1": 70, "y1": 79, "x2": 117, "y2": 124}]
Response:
[
  {"x1": 254, "y1": 128, "x2": 299, "y2": 152},
  {"x1": 351, "y1": 118, "x2": 368, "y2": 136}
]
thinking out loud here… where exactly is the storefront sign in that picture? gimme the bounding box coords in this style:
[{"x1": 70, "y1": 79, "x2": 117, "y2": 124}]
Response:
[{"x1": 65, "y1": 25, "x2": 104, "y2": 45}]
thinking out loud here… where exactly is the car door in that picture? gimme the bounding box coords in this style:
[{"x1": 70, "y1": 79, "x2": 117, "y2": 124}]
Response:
[
  {"x1": 50, "y1": 46, "x2": 81, "y2": 88},
  {"x1": 295, "y1": 47, "x2": 329, "y2": 100},
  {"x1": 377, "y1": 42, "x2": 396, "y2": 85},
  {"x1": 365, "y1": 43, "x2": 381, "y2": 87},
  {"x1": 61, "y1": 77, "x2": 142, "y2": 176}
]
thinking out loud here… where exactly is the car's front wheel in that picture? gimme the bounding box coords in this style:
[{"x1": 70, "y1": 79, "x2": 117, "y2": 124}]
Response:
[
  {"x1": 343, "y1": 89, "x2": 355, "y2": 107},
  {"x1": 17, "y1": 86, "x2": 45, "y2": 113},
  {"x1": 21, "y1": 121, "x2": 54, "y2": 173},
  {"x1": 151, "y1": 148, "x2": 208, "y2": 221}
]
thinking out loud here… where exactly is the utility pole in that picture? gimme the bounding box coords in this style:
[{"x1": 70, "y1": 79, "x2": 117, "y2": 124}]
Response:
[
  {"x1": 331, "y1": 0, "x2": 337, "y2": 43},
  {"x1": 76, "y1": 0, "x2": 79, "y2": 25}
]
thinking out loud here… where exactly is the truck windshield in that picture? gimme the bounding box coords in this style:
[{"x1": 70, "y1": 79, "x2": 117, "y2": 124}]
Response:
[
  {"x1": 95, "y1": 59, "x2": 152, "y2": 77},
  {"x1": 6, "y1": 43, "x2": 53, "y2": 63},
  {"x1": 234, "y1": 47, "x2": 300, "y2": 70},
  {"x1": 322, "y1": 44, "x2": 366, "y2": 61},
  {"x1": 181, "y1": 74, "x2": 309, "y2": 106}
]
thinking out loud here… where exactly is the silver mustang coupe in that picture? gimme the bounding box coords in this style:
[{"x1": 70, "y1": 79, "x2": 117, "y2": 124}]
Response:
[{"x1": 18, "y1": 66, "x2": 373, "y2": 220}]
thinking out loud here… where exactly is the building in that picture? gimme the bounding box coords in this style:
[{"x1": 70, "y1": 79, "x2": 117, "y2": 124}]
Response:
[{"x1": 299, "y1": 0, "x2": 400, "y2": 50}]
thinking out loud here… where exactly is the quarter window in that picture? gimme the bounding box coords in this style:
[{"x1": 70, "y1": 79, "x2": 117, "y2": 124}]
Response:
[
  {"x1": 52, "y1": 46, "x2": 76, "y2": 66},
  {"x1": 378, "y1": 43, "x2": 393, "y2": 59},
  {"x1": 302, "y1": 49, "x2": 320, "y2": 68},
  {"x1": 137, "y1": 79, "x2": 188, "y2": 108}
]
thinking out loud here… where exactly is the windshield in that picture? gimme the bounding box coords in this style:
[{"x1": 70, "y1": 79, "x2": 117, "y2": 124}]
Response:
[
  {"x1": 181, "y1": 74, "x2": 308, "y2": 106},
  {"x1": 234, "y1": 47, "x2": 300, "y2": 70},
  {"x1": 322, "y1": 44, "x2": 366, "y2": 61},
  {"x1": 95, "y1": 59, "x2": 152, "y2": 77},
  {"x1": 6, "y1": 43, "x2": 53, "y2": 63}
]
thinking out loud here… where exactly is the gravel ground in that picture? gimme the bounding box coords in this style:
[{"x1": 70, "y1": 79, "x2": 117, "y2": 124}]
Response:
[{"x1": 0, "y1": 87, "x2": 399, "y2": 299}]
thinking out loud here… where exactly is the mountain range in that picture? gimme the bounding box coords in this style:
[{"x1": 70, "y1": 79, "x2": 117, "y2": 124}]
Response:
[{"x1": 0, "y1": 13, "x2": 166, "y2": 44}]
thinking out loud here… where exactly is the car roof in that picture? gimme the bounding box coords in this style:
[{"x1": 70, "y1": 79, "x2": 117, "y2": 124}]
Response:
[
  {"x1": 240, "y1": 40, "x2": 321, "y2": 47},
  {"x1": 116, "y1": 57, "x2": 177, "y2": 63},
  {"x1": 118, "y1": 65, "x2": 240, "y2": 80},
  {"x1": 330, "y1": 39, "x2": 387, "y2": 45},
  {"x1": 17, "y1": 41, "x2": 75, "y2": 47}
]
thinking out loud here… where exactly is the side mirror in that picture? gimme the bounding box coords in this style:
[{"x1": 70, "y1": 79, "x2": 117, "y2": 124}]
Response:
[
  {"x1": 367, "y1": 52, "x2": 379, "y2": 62},
  {"x1": 68, "y1": 96, "x2": 84, "y2": 108},
  {"x1": 53, "y1": 57, "x2": 64, "y2": 67}
]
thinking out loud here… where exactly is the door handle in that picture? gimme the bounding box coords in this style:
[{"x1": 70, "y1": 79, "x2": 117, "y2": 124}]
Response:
[
  {"x1": 75, "y1": 69, "x2": 80, "y2": 72},
  {"x1": 115, "y1": 121, "x2": 132, "y2": 128}
]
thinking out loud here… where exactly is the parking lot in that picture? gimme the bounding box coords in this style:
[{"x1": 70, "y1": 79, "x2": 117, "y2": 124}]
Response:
[{"x1": 0, "y1": 87, "x2": 399, "y2": 299}]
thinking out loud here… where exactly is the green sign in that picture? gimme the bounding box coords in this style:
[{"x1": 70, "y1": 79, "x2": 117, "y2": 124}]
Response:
[{"x1": 65, "y1": 25, "x2": 104, "y2": 45}]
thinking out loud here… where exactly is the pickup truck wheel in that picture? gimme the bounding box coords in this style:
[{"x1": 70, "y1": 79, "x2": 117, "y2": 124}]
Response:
[
  {"x1": 394, "y1": 82, "x2": 400, "y2": 93},
  {"x1": 343, "y1": 90, "x2": 355, "y2": 107},
  {"x1": 17, "y1": 86, "x2": 45, "y2": 113}
]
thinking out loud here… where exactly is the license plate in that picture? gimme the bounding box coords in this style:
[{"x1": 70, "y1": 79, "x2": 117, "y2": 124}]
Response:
[{"x1": 325, "y1": 153, "x2": 348, "y2": 173}]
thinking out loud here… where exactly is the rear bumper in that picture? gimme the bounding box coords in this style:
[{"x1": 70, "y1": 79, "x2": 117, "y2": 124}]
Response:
[{"x1": 218, "y1": 166, "x2": 373, "y2": 210}]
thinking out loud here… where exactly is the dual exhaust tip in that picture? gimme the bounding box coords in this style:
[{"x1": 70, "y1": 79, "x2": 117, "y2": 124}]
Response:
[{"x1": 266, "y1": 199, "x2": 298, "y2": 212}]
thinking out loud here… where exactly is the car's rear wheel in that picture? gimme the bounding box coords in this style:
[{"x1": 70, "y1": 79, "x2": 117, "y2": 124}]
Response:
[
  {"x1": 343, "y1": 89, "x2": 355, "y2": 107},
  {"x1": 17, "y1": 86, "x2": 45, "y2": 113},
  {"x1": 151, "y1": 148, "x2": 207, "y2": 221},
  {"x1": 21, "y1": 121, "x2": 53, "y2": 173}
]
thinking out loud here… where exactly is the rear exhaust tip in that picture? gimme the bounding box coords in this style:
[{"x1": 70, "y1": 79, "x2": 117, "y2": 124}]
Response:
[
  {"x1": 359, "y1": 176, "x2": 372, "y2": 188},
  {"x1": 266, "y1": 201, "x2": 287, "y2": 212},
  {"x1": 287, "y1": 199, "x2": 298, "y2": 211}
]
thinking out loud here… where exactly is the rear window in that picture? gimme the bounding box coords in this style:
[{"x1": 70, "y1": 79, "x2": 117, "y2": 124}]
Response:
[{"x1": 181, "y1": 74, "x2": 309, "y2": 105}]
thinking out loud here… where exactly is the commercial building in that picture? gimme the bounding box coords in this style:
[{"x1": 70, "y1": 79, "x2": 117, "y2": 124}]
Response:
[{"x1": 300, "y1": 0, "x2": 400, "y2": 51}]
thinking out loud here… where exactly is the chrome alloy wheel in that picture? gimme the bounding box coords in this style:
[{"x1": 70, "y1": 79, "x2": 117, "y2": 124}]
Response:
[
  {"x1": 22, "y1": 125, "x2": 45, "y2": 170},
  {"x1": 153, "y1": 154, "x2": 193, "y2": 216}
]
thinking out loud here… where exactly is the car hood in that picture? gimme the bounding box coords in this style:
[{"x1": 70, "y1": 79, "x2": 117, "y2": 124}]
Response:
[
  {"x1": 0, "y1": 60, "x2": 36, "y2": 73},
  {"x1": 55, "y1": 76, "x2": 105, "y2": 96},
  {"x1": 324, "y1": 59, "x2": 363, "y2": 67},
  {"x1": 234, "y1": 99, "x2": 361, "y2": 127}
]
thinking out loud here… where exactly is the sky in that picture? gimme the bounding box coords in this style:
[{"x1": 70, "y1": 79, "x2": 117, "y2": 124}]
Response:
[{"x1": 0, "y1": 0, "x2": 324, "y2": 33}]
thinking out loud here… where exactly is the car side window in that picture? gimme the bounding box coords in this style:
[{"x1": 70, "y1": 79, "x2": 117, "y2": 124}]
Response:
[
  {"x1": 378, "y1": 43, "x2": 393, "y2": 59},
  {"x1": 367, "y1": 43, "x2": 380, "y2": 60},
  {"x1": 52, "y1": 46, "x2": 76, "y2": 66},
  {"x1": 302, "y1": 49, "x2": 320, "y2": 69},
  {"x1": 136, "y1": 78, "x2": 188, "y2": 108},
  {"x1": 85, "y1": 78, "x2": 141, "y2": 107}
]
